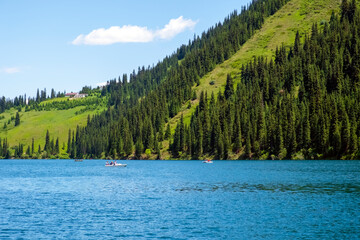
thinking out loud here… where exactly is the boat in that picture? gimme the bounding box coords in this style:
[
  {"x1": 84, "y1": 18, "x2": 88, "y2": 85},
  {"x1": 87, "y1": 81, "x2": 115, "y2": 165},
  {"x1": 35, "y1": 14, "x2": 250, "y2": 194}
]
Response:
[
  {"x1": 74, "y1": 159, "x2": 83, "y2": 162},
  {"x1": 105, "y1": 163, "x2": 127, "y2": 167},
  {"x1": 105, "y1": 161, "x2": 127, "y2": 167},
  {"x1": 202, "y1": 159, "x2": 213, "y2": 163}
]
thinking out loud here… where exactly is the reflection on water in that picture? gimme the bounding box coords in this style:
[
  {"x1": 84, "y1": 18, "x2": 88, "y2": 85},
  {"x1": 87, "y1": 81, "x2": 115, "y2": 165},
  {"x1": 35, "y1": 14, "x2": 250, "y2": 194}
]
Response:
[{"x1": 176, "y1": 182, "x2": 360, "y2": 194}]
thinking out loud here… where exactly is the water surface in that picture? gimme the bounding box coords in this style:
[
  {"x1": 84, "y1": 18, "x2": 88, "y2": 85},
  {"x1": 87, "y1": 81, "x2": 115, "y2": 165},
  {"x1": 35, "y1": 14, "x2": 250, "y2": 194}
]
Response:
[{"x1": 0, "y1": 160, "x2": 359, "y2": 239}]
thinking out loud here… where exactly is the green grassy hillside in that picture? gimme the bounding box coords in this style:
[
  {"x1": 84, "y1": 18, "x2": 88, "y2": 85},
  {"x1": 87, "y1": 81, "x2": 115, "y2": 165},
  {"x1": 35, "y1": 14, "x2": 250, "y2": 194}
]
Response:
[
  {"x1": 161, "y1": 0, "x2": 340, "y2": 159},
  {"x1": 0, "y1": 96, "x2": 106, "y2": 155},
  {"x1": 0, "y1": 0, "x2": 343, "y2": 159}
]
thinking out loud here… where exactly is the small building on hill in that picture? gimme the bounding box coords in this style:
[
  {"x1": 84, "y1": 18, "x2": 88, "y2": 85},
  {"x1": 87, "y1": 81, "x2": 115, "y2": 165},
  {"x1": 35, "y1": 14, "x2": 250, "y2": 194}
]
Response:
[
  {"x1": 65, "y1": 92, "x2": 77, "y2": 97},
  {"x1": 65, "y1": 92, "x2": 88, "y2": 99},
  {"x1": 73, "y1": 93, "x2": 88, "y2": 99}
]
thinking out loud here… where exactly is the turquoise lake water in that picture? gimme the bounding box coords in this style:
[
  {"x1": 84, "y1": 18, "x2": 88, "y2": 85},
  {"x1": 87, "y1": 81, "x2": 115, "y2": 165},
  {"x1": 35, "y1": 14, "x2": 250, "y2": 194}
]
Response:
[{"x1": 0, "y1": 160, "x2": 359, "y2": 239}]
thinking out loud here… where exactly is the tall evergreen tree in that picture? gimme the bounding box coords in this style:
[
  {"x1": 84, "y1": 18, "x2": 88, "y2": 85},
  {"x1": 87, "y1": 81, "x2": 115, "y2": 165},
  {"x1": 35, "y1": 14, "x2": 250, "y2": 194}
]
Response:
[
  {"x1": 44, "y1": 130, "x2": 50, "y2": 152},
  {"x1": 224, "y1": 74, "x2": 234, "y2": 99},
  {"x1": 15, "y1": 112, "x2": 20, "y2": 126},
  {"x1": 31, "y1": 138, "x2": 34, "y2": 155}
]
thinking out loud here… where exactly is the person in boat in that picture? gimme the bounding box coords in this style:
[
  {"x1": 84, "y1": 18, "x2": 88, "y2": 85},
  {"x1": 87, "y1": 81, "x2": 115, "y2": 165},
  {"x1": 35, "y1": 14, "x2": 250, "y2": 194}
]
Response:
[
  {"x1": 106, "y1": 161, "x2": 109, "y2": 165},
  {"x1": 114, "y1": 161, "x2": 117, "y2": 165}
]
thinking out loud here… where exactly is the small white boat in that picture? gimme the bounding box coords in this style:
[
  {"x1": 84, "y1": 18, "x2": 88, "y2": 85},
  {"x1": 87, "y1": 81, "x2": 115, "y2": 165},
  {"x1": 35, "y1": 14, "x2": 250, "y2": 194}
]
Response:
[
  {"x1": 105, "y1": 162, "x2": 127, "y2": 167},
  {"x1": 202, "y1": 159, "x2": 213, "y2": 163}
]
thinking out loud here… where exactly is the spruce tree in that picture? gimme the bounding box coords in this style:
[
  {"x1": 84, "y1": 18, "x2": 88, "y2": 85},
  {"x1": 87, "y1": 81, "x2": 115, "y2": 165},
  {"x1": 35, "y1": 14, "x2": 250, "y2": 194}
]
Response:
[
  {"x1": 165, "y1": 124, "x2": 171, "y2": 140},
  {"x1": 224, "y1": 74, "x2": 234, "y2": 99},
  {"x1": 55, "y1": 138, "x2": 60, "y2": 154},
  {"x1": 26, "y1": 146, "x2": 31, "y2": 156},
  {"x1": 44, "y1": 130, "x2": 50, "y2": 152},
  {"x1": 67, "y1": 129, "x2": 71, "y2": 154},
  {"x1": 31, "y1": 138, "x2": 34, "y2": 155},
  {"x1": 179, "y1": 114, "x2": 185, "y2": 152},
  {"x1": 294, "y1": 31, "x2": 301, "y2": 55},
  {"x1": 135, "y1": 139, "x2": 144, "y2": 159},
  {"x1": 15, "y1": 112, "x2": 20, "y2": 126},
  {"x1": 245, "y1": 131, "x2": 251, "y2": 158},
  {"x1": 233, "y1": 110, "x2": 242, "y2": 153}
]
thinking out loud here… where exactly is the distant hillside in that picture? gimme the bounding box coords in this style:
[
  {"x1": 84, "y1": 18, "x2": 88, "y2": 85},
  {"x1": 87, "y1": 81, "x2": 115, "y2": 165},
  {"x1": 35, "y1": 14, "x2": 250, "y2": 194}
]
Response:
[{"x1": 0, "y1": 95, "x2": 106, "y2": 158}]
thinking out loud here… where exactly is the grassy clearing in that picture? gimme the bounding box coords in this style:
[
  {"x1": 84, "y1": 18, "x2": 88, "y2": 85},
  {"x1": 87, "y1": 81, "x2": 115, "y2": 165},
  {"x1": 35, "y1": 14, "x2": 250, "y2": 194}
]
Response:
[
  {"x1": 39, "y1": 97, "x2": 68, "y2": 106},
  {"x1": 159, "y1": 0, "x2": 340, "y2": 159},
  {"x1": 0, "y1": 99, "x2": 105, "y2": 151}
]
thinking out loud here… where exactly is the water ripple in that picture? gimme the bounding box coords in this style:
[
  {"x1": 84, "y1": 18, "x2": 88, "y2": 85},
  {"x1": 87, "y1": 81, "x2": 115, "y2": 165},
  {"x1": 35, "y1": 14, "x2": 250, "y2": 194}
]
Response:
[
  {"x1": 176, "y1": 182, "x2": 360, "y2": 194},
  {"x1": 0, "y1": 160, "x2": 359, "y2": 239}
]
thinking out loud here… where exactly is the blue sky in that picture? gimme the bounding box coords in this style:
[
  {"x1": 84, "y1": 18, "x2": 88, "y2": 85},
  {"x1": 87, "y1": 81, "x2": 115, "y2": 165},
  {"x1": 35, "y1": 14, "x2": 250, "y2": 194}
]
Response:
[{"x1": 0, "y1": 0, "x2": 250, "y2": 99}]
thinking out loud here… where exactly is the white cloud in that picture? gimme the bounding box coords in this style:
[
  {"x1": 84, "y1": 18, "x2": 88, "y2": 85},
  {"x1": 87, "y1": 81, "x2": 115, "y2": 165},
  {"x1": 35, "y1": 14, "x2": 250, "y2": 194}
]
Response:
[
  {"x1": 156, "y1": 16, "x2": 197, "y2": 40},
  {"x1": 72, "y1": 16, "x2": 197, "y2": 45},
  {"x1": 72, "y1": 26, "x2": 154, "y2": 45},
  {"x1": 1, "y1": 67, "x2": 20, "y2": 74}
]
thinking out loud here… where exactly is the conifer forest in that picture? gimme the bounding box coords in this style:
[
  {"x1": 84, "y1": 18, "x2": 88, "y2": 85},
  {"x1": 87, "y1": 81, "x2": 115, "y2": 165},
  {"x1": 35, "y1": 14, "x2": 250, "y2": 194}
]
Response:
[{"x1": 1, "y1": 0, "x2": 360, "y2": 160}]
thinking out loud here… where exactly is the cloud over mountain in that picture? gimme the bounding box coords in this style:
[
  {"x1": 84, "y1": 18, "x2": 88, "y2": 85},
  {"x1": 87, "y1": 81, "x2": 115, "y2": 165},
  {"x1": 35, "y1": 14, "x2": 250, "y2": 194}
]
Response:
[{"x1": 72, "y1": 16, "x2": 197, "y2": 45}]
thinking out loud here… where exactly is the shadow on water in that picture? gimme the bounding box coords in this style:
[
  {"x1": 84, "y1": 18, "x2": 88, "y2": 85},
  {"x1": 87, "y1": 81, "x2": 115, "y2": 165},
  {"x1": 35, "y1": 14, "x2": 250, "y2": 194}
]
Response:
[{"x1": 176, "y1": 182, "x2": 360, "y2": 194}]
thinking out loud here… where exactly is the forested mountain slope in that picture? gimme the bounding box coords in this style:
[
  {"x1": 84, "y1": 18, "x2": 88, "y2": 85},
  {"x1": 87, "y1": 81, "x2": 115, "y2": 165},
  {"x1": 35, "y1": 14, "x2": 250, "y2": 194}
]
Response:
[
  {"x1": 62, "y1": 0, "x2": 290, "y2": 160},
  {"x1": 164, "y1": 0, "x2": 340, "y2": 148},
  {"x1": 169, "y1": 0, "x2": 360, "y2": 160},
  {"x1": 2, "y1": 0, "x2": 359, "y2": 160}
]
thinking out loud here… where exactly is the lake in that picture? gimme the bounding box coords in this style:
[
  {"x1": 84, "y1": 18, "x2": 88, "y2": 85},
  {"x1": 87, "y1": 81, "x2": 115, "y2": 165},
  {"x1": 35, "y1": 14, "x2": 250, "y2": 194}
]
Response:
[{"x1": 0, "y1": 160, "x2": 359, "y2": 239}]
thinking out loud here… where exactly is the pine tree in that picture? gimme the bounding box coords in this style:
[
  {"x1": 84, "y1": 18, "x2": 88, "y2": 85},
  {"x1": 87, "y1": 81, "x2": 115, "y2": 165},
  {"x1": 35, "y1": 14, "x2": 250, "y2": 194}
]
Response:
[
  {"x1": 44, "y1": 130, "x2": 50, "y2": 152},
  {"x1": 245, "y1": 131, "x2": 251, "y2": 158},
  {"x1": 349, "y1": 0, "x2": 357, "y2": 22},
  {"x1": 333, "y1": 121, "x2": 342, "y2": 155},
  {"x1": 135, "y1": 139, "x2": 143, "y2": 159},
  {"x1": 67, "y1": 129, "x2": 71, "y2": 154},
  {"x1": 342, "y1": 113, "x2": 351, "y2": 152},
  {"x1": 123, "y1": 119, "x2": 133, "y2": 156},
  {"x1": 31, "y1": 138, "x2": 34, "y2": 155},
  {"x1": 154, "y1": 133, "x2": 160, "y2": 156},
  {"x1": 341, "y1": 0, "x2": 350, "y2": 21},
  {"x1": 278, "y1": 124, "x2": 284, "y2": 153},
  {"x1": 294, "y1": 31, "x2": 301, "y2": 55},
  {"x1": 36, "y1": 89, "x2": 40, "y2": 103},
  {"x1": 71, "y1": 131, "x2": 76, "y2": 159},
  {"x1": 165, "y1": 124, "x2": 171, "y2": 140},
  {"x1": 50, "y1": 138, "x2": 54, "y2": 155},
  {"x1": 15, "y1": 112, "x2": 20, "y2": 126},
  {"x1": 350, "y1": 116, "x2": 358, "y2": 154},
  {"x1": 55, "y1": 138, "x2": 60, "y2": 154},
  {"x1": 233, "y1": 109, "x2": 242, "y2": 153},
  {"x1": 195, "y1": 117, "x2": 203, "y2": 158},
  {"x1": 172, "y1": 123, "x2": 181, "y2": 157},
  {"x1": 304, "y1": 110, "x2": 311, "y2": 149},
  {"x1": 179, "y1": 114, "x2": 185, "y2": 152},
  {"x1": 26, "y1": 146, "x2": 31, "y2": 156},
  {"x1": 224, "y1": 74, "x2": 234, "y2": 99}
]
